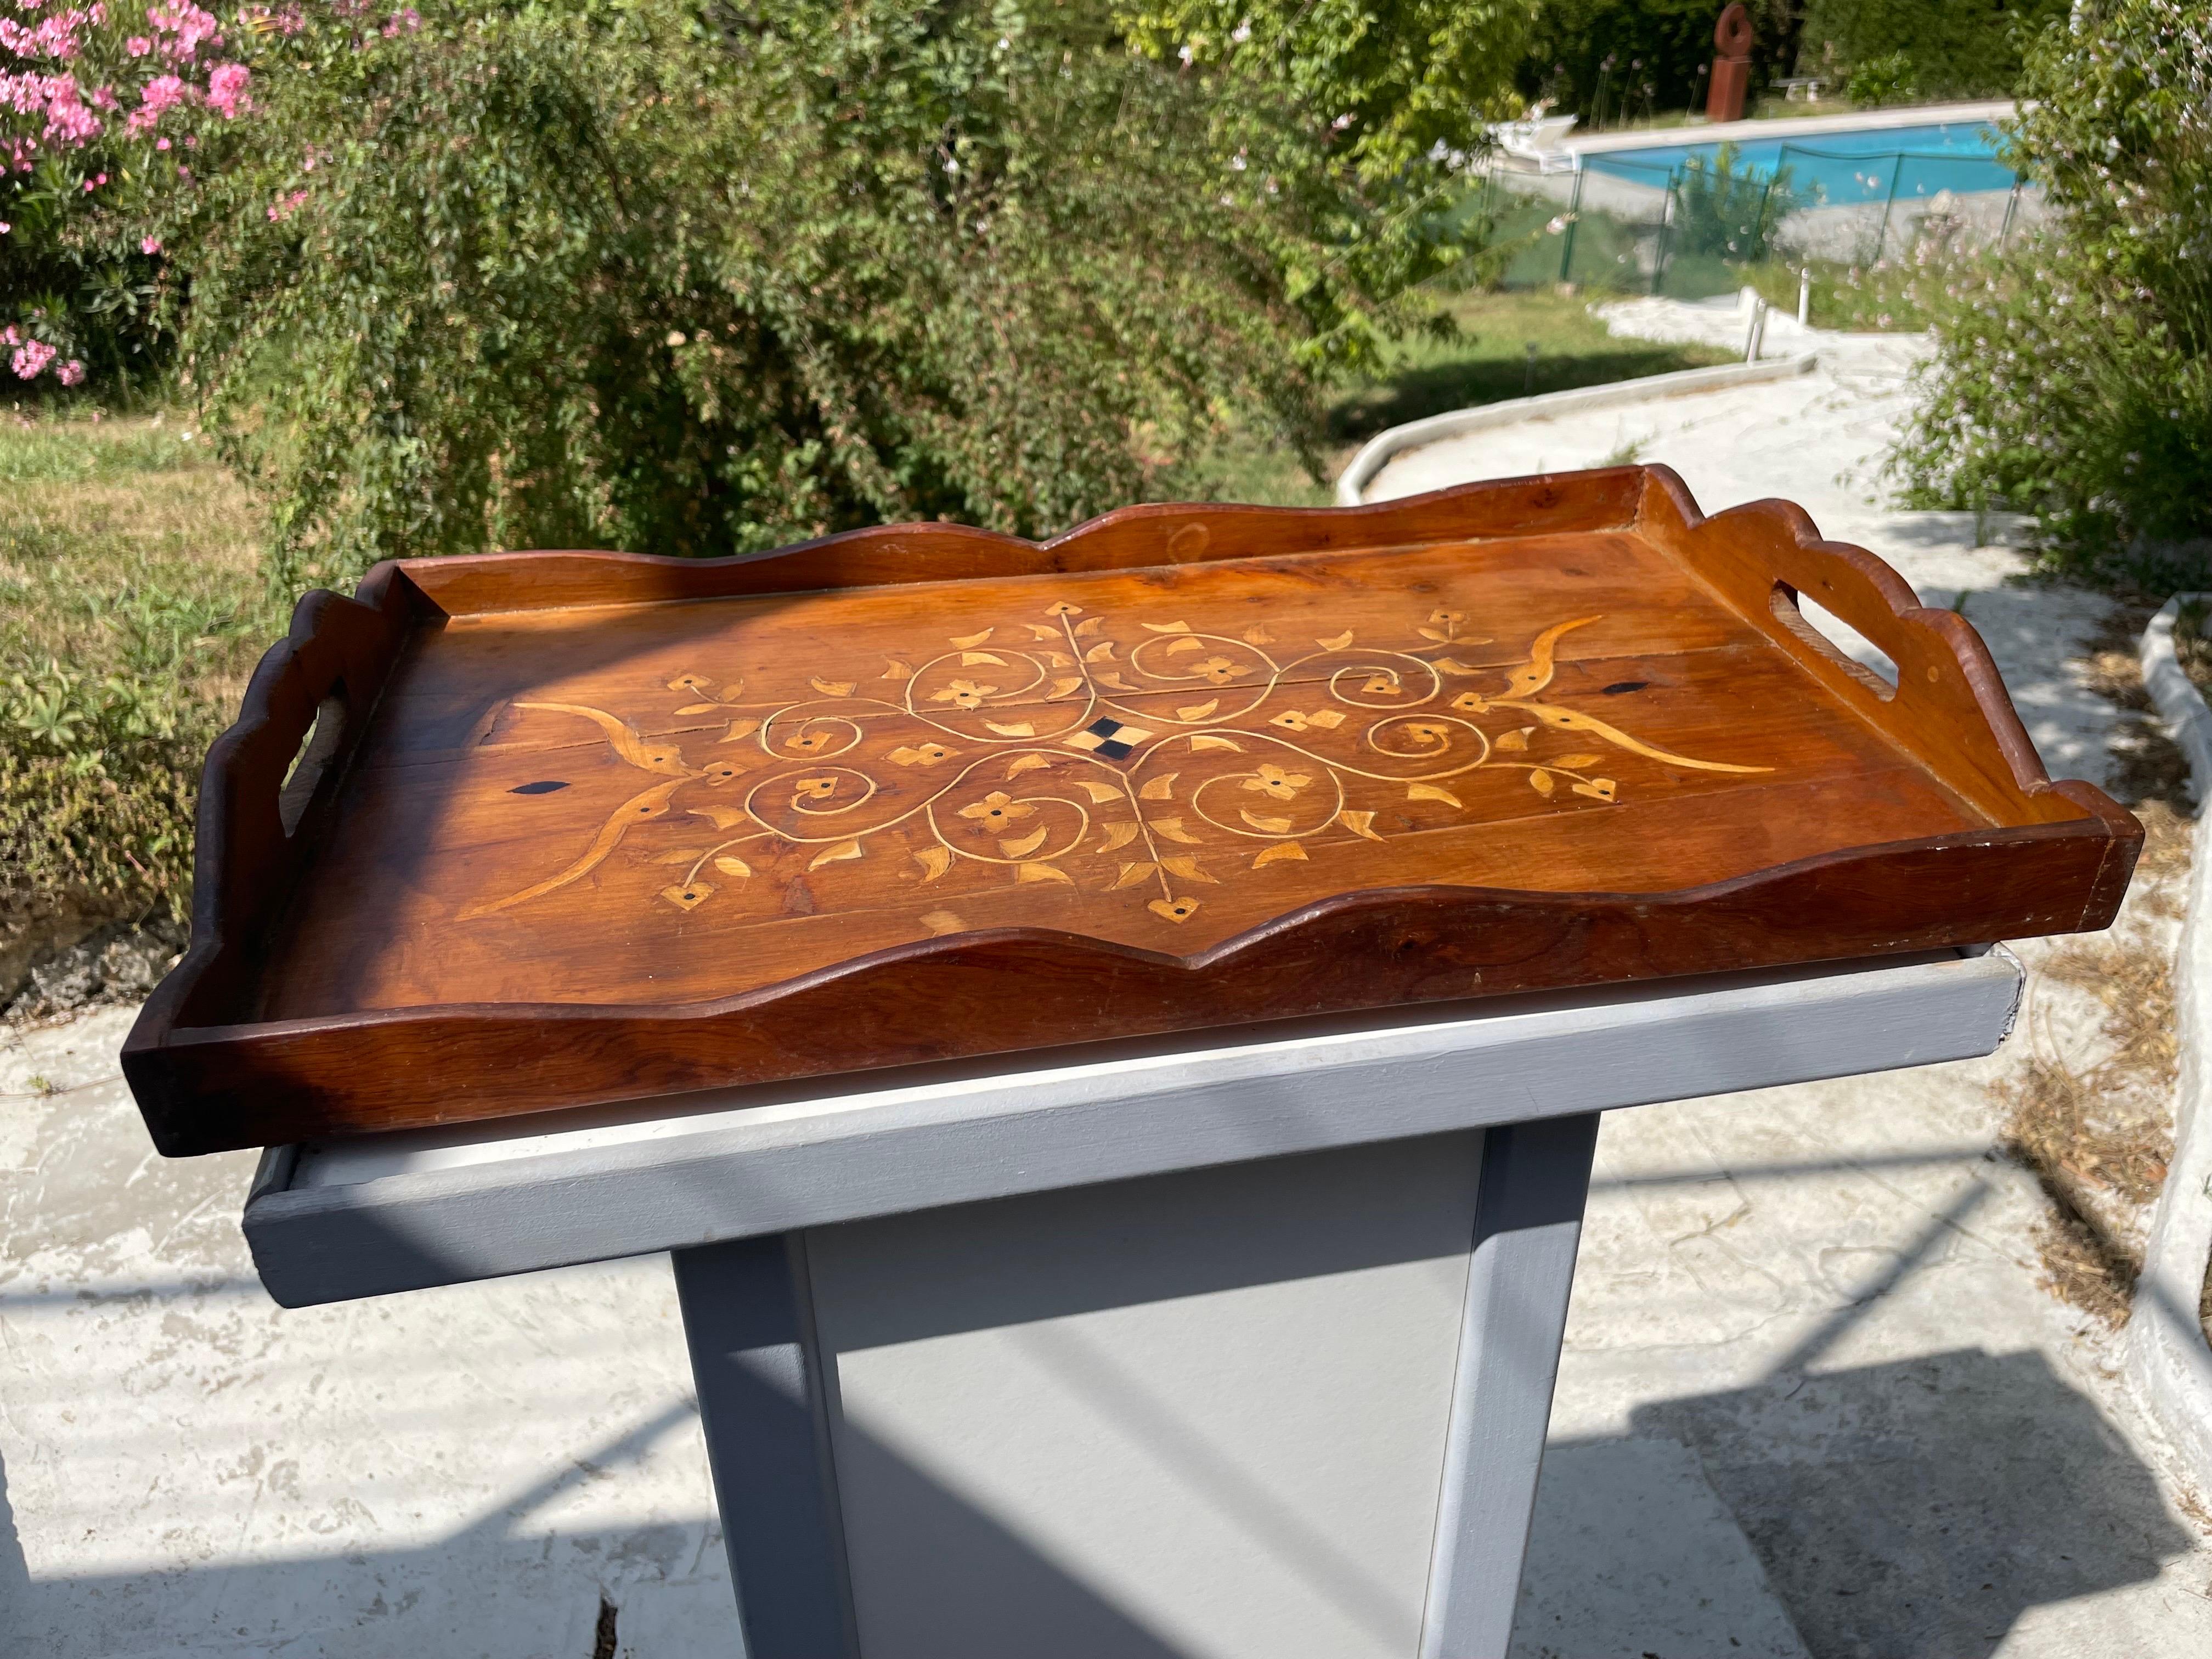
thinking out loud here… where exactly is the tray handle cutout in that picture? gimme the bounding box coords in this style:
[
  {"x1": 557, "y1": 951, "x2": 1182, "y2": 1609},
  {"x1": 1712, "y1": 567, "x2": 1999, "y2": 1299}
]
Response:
[
  {"x1": 174, "y1": 578, "x2": 412, "y2": 1023},
  {"x1": 1771, "y1": 582, "x2": 1899, "y2": 699}
]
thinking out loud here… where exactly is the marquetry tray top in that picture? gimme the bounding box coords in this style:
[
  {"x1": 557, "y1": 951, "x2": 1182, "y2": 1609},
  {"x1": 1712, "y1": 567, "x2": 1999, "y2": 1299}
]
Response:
[{"x1": 124, "y1": 467, "x2": 2138, "y2": 1154}]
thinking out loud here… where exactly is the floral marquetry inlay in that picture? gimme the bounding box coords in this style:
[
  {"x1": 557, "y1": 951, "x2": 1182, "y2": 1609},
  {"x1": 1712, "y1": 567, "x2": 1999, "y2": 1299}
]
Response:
[{"x1": 458, "y1": 602, "x2": 1773, "y2": 928}]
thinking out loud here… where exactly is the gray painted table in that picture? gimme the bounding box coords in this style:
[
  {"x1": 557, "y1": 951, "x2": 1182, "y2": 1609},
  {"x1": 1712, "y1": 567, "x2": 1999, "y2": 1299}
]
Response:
[{"x1": 243, "y1": 945, "x2": 2021, "y2": 1659}]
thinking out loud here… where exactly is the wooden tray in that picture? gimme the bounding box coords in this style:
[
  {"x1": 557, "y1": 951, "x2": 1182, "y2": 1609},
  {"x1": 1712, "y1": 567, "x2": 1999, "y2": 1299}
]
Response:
[{"x1": 123, "y1": 466, "x2": 2138, "y2": 1154}]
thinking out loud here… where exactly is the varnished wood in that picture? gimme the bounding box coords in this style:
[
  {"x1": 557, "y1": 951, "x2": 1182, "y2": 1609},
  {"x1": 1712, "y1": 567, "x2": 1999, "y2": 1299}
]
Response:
[{"x1": 122, "y1": 466, "x2": 2140, "y2": 1155}]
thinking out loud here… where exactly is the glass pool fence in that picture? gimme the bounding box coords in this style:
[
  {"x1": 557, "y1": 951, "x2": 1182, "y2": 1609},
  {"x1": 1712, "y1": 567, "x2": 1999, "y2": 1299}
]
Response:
[{"x1": 1468, "y1": 140, "x2": 2035, "y2": 300}]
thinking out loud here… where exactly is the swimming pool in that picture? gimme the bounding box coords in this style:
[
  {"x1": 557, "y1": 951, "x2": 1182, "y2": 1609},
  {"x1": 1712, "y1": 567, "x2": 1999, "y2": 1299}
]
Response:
[{"x1": 1585, "y1": 121, "x2": 2020, "y2": 202}]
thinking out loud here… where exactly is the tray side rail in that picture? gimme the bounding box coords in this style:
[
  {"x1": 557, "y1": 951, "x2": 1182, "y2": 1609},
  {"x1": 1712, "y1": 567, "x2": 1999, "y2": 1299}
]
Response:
[
  {"x1": 382, "y1": 471, "x2": 1651, "y2": 616},
  {"x1": 122, "y1": 563, "x2": 421, "y2": 1133}
]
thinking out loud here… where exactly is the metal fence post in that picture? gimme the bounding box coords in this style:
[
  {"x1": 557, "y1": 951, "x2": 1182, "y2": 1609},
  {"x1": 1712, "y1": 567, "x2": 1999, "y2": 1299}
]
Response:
[
  {"x1": 1873, "y1": 151, "x2": 1905, "y2": 264},
  {"x1": 2000, "y1": 176, "x2": 2022, "y2": 246},
  {"x1": 1650, "y1": 176, "x2": 1676, "y2": 296},
  {"x1": 1557, "y1": 168, "x2": 1584, "y2": 286}
]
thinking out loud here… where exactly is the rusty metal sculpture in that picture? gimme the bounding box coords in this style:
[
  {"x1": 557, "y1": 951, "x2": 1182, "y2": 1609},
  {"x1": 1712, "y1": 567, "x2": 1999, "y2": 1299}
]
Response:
[{"x1": 1707, "y1": 3, "x2": 1753, "y2": 123}]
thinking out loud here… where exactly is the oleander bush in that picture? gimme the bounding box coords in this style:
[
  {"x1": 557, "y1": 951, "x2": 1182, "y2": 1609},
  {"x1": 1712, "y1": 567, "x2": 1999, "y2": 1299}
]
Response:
[{"x1": 1897, "y1": 0, "x2": 2212, "y2": 584}]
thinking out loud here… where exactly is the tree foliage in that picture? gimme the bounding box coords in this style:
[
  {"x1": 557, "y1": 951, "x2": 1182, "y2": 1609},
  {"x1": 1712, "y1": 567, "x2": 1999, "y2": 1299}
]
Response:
[
  {"x1": 121, "y1": 0, "x2": 1519, "y2": 586},
  {"x1": 1517, "y1": 0, "x2": 1798, "y2": 125},
  {"x1": 1797, "y1": 0, "x2": 2067, "y2": 103},
  {"x1": 1898, "y1": 0, "x2": 2212, "y2": 580}
]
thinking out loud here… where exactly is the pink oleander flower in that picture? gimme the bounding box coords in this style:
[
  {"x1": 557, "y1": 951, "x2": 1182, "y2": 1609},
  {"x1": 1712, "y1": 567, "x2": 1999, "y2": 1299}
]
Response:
[
  {"x1": 1, "y1": 328, "x2": 16, "y2": 346},
  {"x1": 126, "y1": 33, "x2": 149, "y2": 53},
  {"x1": 55, "y1": 358, "x2": 84, "y2": 386},
  {"x1": 266, "y1": 185, "x2": 306, "y2": 221},
  {"x1": 12, "y1": 339, "x2": 58, "y2": 380},
  {"x1": 125, "y1": 71, "x2": 186, "y2": 134},
  {"x1": 145, "y1": 1, "x2": 219, "y2": 61},
  {"x1": 205, "y1": 60, "x2": 246, "y2": 118},
  {"x1": 154, "y1": 134, "x2": 168, "y2": 148},
  {"x1": 140, "y1": 235, "x2": 160, "y2": 253}
]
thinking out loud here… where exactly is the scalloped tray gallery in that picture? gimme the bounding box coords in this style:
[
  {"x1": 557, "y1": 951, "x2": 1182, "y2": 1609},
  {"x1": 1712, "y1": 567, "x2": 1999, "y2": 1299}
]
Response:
[{"x1": 122, "y1": 466, "x2": 2140, "y2": 1155}]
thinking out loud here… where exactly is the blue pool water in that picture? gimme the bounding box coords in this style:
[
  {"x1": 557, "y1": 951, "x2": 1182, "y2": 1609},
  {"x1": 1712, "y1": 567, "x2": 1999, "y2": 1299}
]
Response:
[{"x1": 1585, "y1": 121, "x2": 2018, "y2": 201}]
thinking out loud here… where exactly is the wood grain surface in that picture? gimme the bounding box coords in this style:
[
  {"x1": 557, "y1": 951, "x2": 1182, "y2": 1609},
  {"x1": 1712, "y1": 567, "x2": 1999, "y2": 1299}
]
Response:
[{"x1": 123, "y1": 466, "x2": 2141, "y2": 1154}]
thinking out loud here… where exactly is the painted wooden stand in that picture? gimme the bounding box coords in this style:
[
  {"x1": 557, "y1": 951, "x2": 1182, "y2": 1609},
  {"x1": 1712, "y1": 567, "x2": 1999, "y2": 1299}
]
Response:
[{"x1": 244, "y1": 945, "x2": 2023, "y2": 1658}]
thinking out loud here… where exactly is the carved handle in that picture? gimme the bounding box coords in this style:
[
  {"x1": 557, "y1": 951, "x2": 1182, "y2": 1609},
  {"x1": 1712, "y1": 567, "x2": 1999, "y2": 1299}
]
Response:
[
  {"x1": 179, "y1": 571, "x2": 413, "y2": 1019},
  {"x1": 1634, "y1": 468, "x2": 2074, "y2": 823}
]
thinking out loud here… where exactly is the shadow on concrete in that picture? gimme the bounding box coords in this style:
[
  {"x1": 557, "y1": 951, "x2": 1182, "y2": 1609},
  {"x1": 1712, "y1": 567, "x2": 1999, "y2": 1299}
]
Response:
[
  {"x1": 1615, "y1": 1346, "x2": 2191, "y2": 1659},
  {"x1": 0, "y1": 1392, "x2": 1202, "y2": 1658}
]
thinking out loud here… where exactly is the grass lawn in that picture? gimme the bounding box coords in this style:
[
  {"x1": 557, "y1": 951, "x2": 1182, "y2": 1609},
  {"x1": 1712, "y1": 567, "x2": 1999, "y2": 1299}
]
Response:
[
  {"x1": 1205, "y1": 288, "x2": 1737, "y2": 507},
  {"x1": 1, "y1": 411, "x2": 273, "y2": 707},
  {"x1": 1, "y1": 409, "x2": 274, "y2": 991}
]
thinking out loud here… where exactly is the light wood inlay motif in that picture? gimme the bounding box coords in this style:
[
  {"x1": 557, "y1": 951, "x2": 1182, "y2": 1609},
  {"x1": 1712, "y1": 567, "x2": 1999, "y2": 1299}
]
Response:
[{"x1": 460, "y1": 606, "x2": 1771, "y2": 928}]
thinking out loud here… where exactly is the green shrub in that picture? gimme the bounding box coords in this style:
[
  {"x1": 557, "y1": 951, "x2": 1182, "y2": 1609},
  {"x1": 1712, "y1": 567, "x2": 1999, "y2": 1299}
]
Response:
[
  {"x1": 1798, "y1": 0, "x2": 2067, "y2": 101},
  {"x1": 1897, "y1": 0, "x2": 2212, "y2": 584},
  {"x1": 1842, "y1": 50, "x2": 1919, "y2": 107},
  {"x1": 160, "y1": 0, "x2": 1524, "y2": 590},
  {"x1": 1673, "y1": 144, "x2": 1797, "y2": 261},
  {"x1": 0, "y1": 664, "x2": 218, "y2": 933}
]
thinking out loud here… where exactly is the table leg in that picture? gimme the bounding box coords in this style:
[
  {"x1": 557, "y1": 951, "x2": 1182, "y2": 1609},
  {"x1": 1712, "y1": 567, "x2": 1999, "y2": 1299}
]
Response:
[
  {"x1": 1419, "y1": 1112, "x2": 1602, "y2": 1659},
  {"x1": 673, "y1": 1232, "x2": 859, "y2": 1658}
]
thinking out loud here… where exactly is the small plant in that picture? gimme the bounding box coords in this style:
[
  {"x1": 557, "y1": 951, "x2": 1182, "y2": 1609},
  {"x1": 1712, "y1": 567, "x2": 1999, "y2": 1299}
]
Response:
[
  {"x1": 1843, "y1": 50, "x2": 1919, "y2": 107},
  {"x1": 1672, "y1": 143, "x2": 1796, "y2": 263}
]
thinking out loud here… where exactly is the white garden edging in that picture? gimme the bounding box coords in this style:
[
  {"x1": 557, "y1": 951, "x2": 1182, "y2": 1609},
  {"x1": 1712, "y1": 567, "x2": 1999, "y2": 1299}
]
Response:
[
  {"x1": 2130, "y1": 596, "x2": 2212, "y2": 1485},
  {"x1": 1333, "y1": 353, "x2": 1819, "y2": 507}
]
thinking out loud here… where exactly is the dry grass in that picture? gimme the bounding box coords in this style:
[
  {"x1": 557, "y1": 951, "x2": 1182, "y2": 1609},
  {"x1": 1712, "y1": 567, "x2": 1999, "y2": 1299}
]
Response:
[
  {"x1": 1994, "y1": 599, "x2": 2196, "y2": 1325},
  {"x1": 1998, "y1": 928, "x2": 2180, "y2": 1325}
]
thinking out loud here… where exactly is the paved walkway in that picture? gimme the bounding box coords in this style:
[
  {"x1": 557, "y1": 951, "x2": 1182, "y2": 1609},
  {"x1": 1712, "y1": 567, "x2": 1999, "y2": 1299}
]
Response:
[{"x1": 4, "y1": 317, "x2": 2210, "y2": 1655}]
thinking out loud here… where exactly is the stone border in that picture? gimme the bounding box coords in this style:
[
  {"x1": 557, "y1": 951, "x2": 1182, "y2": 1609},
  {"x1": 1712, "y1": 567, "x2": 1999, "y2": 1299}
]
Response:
[
  {"x1": 1333, "y1": 354, "x2": 1820, "y2": 507},
  {"x1": 2130, "y1": 596, "x2": 2212, "y2": 1485},
  {"x1": 1560, "y1": 100, "x2": 2017, "y2": 159}
]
